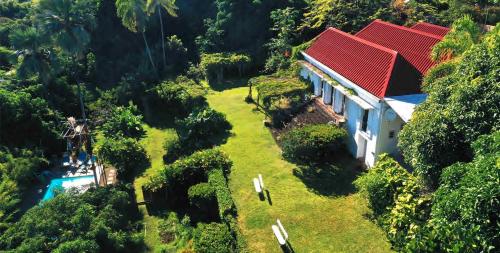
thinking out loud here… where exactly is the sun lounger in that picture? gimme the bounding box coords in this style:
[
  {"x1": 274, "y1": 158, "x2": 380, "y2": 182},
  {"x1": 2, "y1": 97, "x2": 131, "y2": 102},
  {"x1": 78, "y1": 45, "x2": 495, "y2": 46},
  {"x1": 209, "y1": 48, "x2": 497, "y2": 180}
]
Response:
[
  {"x1": 277, "y1": 219, "x2": 288, "y2": 240},
  {"x1": 253, "y1": 178, "x2": 262, "y2": 193},
  {"x1": 272, "y1": 225, "x2": 287, "y2": 245}
]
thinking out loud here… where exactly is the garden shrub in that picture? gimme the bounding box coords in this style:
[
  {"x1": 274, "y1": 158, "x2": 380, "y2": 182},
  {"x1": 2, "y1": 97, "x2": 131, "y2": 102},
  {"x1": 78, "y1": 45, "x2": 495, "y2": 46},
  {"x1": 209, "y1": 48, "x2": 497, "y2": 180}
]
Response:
[
  {"x1": 176, "y1": 107, "x2": 232, "y2": 152},
  {"x1": 354, "y1": 154, "x2": 415, "y2": 217},
  {"x1": 193, "y1": 223, "x2": 236, "y2": 253},
  {"x1": 281, "y1": 124, "x2": 347, "y2": 163},
  {"x1": 100, "y1": 104, "x2": 145, "y2": 140},
  {"x1": 158, "y1": 213, "x2": 193, "y2": 246},
  {"x1": 0, "y1": 46, "x2": 14, "y2": 68},
  {"x1": 188, "y1": 183, "x2": 216, "y2": 209},
  {"x1": 145, "y1": 149, "x2": 232, "y2": 208},
  {"x1": 149, "y1": 76, "x2": 207, "y2": 118},
  {"x1": 97, "y1": 137, "x2": 148, "y2": 180}
]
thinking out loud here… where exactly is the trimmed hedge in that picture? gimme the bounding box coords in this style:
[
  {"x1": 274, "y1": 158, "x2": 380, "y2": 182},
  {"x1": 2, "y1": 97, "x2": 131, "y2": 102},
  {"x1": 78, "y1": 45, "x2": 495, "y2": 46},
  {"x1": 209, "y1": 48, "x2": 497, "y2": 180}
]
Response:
[
  {"x1": 208, "y1": 169, "x2": 236, "y2": 220},
  {"x1": 188, "y1": 183, "x2": 216, "y2": 209},
  {"x1": 281, "y1": 124, "x2": 347, "y2": 163},
  {"x1": 193, "y1": 223, "x2": 236, "y2": 253}
]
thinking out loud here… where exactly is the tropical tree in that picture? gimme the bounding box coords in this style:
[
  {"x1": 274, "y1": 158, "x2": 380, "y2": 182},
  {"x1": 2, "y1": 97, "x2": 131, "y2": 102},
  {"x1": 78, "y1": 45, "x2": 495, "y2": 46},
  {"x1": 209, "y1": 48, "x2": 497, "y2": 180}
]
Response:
[
  {"x1": 9, "y1": 27, "x2": 54, "y2": 85},
  {"x1": 116, "y1": 0, "x2": 157, "y2": 74},
  {"x1": 146, "y1": 0, "x2": 178, "y2": 71},
  {"x1": 34, "y1": 0, "x2": 100, "y2": 59}
]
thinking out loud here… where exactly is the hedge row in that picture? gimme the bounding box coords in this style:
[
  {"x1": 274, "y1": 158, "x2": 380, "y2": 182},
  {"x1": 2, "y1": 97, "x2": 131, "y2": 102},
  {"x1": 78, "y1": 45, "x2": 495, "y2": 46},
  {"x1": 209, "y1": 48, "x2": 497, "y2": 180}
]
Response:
[{"x1": 208, "y1": 169, "x2": 236, "y2": 220}]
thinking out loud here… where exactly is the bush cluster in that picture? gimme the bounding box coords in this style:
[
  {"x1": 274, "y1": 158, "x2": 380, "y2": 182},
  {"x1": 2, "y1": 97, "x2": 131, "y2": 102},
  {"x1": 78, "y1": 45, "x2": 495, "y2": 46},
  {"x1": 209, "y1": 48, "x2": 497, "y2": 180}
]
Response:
[
  {"x1": 281, "y1": 124, "x2": 347, "y2": 163},
  {"x1": 149, "y1": 76, "x2": 207, "y2": 118},
  {"x1": 188, "y1": 182, "x2": 216, "y2": 209},
  {"x1": 193, "y1": 223, "x2": 236, "y2": 253},
  {"x1": 100, "y1": 104, "x2": 145, "y2": 140},
  {"x1": 175, "y1": 107, "x2": 232, "y2": 151},
  {"x1": 97, "y1": 137, "x2": 148, "y2": 180}
]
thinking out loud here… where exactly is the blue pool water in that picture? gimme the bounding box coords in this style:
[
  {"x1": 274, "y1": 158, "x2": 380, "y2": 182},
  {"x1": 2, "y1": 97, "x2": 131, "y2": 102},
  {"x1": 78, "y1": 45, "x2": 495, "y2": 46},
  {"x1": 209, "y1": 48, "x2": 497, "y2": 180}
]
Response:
[{"x1": 42, "y1": 175, "x2": 95, "y2": 201}]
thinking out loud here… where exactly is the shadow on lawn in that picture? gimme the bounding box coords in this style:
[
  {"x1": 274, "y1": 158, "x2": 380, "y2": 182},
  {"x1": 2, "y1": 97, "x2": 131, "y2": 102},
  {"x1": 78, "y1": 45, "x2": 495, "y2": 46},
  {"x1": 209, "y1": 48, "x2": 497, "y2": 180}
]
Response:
[
  {"x1": 292, "y1": 155, "x2": 364, "y2": 197},
  {"x1": 209, "y1": 78, "x2": 249, "y2": 91}
]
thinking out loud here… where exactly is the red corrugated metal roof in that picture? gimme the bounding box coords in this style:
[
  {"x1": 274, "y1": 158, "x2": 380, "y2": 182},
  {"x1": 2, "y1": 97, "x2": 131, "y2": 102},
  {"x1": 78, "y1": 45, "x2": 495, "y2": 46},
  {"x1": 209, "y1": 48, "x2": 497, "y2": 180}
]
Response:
[
  {"x1": 304, "y1": 20, "x2": 446, "y2": 98},
  {"x1": 411, "y1": 22, "x2": 450, "y2": 38},
  {"x1": 355, "y1": 20, "x2": 442, "y2": 75},
  {"x1": 305, "y1": 28, "x2": 397, "y2": 98}
]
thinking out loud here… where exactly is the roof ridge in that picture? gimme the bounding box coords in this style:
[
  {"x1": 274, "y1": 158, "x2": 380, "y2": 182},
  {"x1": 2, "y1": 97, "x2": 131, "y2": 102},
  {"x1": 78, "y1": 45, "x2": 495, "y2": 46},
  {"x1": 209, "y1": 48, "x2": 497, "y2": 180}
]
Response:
[
  {"x1": 411, "y1": 22, "x2": 449, "y2": 31},
  {"x1": 360, "y1": 19, "x2": 443, "y2": 41},
  {"x1": 328, "y1": 27, "x2": 398, "y2": 57}
]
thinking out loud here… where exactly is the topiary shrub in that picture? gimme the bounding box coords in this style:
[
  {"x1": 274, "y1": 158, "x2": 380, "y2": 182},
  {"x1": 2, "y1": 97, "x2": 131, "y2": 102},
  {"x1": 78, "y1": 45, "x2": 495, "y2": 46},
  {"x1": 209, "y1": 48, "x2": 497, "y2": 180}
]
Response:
[
  {"x1": 176, "y1": 107, "x2": 232, "y2": 152},
  {"x1": 188, "y1": 183, "x2": 216, "y2": 209},
  {"x1": 208, "y1": 169, "x2": 236, "y2": 220},
  {"x1": 193, "y1": 223, "x2": 235, "y2": 253},
  {"x1": 281, "y1": 124, "x2": 347, "y2": 163}
]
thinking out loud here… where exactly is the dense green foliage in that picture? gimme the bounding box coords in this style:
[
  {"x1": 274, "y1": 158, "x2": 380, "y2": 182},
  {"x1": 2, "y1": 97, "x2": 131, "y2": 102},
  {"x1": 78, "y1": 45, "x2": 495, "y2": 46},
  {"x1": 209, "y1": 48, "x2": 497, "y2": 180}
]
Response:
[
  {"x1": 0, "y1": 185, "x2": 143, "y2": 252},
  {"x1": 149, "y1": 76, "x2": 207, "y2": 117},
  {"x1": 404, "y1": 132, "x2": 500, "y2": 252},
  {"x1": 281, "y1": 124, "x2": 347, "y2": 163},
  {"x1": 431, "y1": 15, "x2": 481, "y2": 61},
  {"x1": 176, "y1": 107, "x2": 232, "y2": 152},
  {"x1": 208, "y1": 169, "x2": 236, "y2": 220},
  {"x1": 97, "y1": 137, "x2": 148, "y2": 180},
  {"x1": 188, "y1": 182, "x2": 216, "y2": 209},
  {"x1": 193, "y1": 222, "x2": 235, "y2": 253},
  {"x1": 101, "y1": 105, "x2": 145, "y2": 139},
  {"x1": 200, "y1": 52, "x2": 251, "y2": 84},
  {"x1": 399, "y1": 23, "x2": 500, "y2": 188},
  {"x1": 265, "y1": 7, "x2": 299, "y2": 72}
]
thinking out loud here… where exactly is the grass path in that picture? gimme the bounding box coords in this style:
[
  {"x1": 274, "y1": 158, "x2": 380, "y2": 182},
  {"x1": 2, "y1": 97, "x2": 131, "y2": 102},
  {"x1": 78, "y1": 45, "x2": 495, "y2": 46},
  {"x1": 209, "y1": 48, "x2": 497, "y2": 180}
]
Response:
[
  {"x1": 134, "y1": 125, "x2": 177, "y2": 252},
  {"x1": 208, "y1": 87, "x2": 392, "y2": 252}
]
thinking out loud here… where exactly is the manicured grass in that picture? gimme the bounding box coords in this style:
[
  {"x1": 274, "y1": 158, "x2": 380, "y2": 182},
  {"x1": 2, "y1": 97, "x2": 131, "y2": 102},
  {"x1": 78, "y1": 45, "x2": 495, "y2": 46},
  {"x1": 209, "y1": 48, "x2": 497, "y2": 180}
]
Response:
[
  {"x1": 134, "y1": 125, "x2": 177, "y2": 252},
  {"x1": 207, "y1": 87, "x2": 392, "y2": 252}
]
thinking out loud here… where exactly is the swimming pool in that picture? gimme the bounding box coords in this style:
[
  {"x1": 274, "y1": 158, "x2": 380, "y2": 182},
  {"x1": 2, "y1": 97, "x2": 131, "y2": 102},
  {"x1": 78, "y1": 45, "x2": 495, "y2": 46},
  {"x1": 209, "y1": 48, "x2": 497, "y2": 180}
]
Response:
[{"x1": 42, "y1": 175, "x2": 95, "y2": 201}]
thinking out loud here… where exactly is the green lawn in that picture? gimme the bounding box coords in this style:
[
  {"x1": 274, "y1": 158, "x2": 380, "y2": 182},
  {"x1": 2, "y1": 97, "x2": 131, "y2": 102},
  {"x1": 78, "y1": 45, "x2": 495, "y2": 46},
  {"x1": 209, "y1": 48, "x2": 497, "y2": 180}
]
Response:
[
  {"x1": 134, "y1": 125, "x2": 177, "y2": 252},
  {"x1": 207, "y1": 87, "x2": 392, "y2": 252}
]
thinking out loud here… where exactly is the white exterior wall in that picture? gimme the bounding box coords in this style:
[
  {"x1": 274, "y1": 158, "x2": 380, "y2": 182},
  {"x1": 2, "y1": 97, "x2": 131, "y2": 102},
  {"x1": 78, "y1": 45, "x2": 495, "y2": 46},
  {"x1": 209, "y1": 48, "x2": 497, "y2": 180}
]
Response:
[
  {"x1": 322, "y1": 82, "x2": 333, "y2": 104},
  {"x1": 300, "y1": 53, "x2": 392, "y2": 167},
  {"x1": 376, "y1": 104, "x2": 405, "y2": 156}
]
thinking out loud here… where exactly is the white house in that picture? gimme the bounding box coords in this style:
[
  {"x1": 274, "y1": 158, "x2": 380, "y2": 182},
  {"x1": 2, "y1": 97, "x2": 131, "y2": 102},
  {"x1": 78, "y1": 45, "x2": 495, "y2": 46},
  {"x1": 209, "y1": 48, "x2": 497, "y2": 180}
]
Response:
[{"x1": 299, "y1": 20, "x2": 449, "y2": 167}]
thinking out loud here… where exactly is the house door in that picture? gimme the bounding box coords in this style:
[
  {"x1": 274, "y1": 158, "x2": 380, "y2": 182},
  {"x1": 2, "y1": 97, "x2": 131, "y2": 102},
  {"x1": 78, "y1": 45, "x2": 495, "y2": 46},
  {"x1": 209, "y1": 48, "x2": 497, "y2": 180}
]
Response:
[{"x1": 357, "y1": 137, "x2": 368, "y2": 162}]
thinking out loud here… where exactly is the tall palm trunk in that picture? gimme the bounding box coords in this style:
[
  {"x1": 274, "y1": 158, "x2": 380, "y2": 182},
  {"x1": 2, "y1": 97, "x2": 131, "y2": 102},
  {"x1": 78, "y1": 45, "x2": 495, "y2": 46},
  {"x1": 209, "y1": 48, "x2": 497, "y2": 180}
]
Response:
[
  {"x1": 158, "y1": 5, "x2": 167, "y2": 70},
  {"x1": 141, "y1": 31, "x2": 157, "y2": 73}
]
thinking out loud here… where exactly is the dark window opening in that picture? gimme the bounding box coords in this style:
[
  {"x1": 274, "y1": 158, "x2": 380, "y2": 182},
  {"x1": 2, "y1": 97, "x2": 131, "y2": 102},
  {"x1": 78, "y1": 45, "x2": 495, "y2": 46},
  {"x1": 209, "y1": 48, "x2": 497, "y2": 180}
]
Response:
[
  {"x1": 361, "y1": 109, "x2": 369, "y2": 132},
  {"x1": 339, "y1": 95, "x2": 346, "y2": 115},
  {"x1": 389, "y1": 130, "x2": 395, "y2": 139}
]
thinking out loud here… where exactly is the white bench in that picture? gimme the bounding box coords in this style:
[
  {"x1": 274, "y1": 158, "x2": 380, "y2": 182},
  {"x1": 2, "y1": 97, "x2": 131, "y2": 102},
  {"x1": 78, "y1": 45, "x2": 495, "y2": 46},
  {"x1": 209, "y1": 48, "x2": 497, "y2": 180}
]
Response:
[
  {"x1": 277, "y1": 219, "x2": 288, "y2": 240},
  {"x1": 272, "y1": 225, "x2": 287, "y2": 246},
  {"x1": 253, "y1": 178, "x2": 262, "y2": 193},
  {"x1": 258, "y1": 174, "x2": 265, "y2": 189}
]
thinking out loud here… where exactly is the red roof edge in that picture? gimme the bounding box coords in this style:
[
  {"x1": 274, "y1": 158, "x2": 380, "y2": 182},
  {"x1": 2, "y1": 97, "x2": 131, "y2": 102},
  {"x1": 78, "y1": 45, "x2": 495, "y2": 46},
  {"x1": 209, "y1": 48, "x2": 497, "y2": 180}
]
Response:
[{"x1": 357, "y1": 19, "x2": 444, "y2": 41}]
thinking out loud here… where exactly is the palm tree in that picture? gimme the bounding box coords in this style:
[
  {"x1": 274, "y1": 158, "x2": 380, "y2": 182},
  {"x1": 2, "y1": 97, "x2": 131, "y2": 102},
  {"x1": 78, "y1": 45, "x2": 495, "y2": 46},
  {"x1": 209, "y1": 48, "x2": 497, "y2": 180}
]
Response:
[
  {"x1": 116, "y1": 0, "x2": 157, "y2": 73},
  {"x1": 9, "y1": 27, "x2": 54, "y2": 85},
  {"x1": 35, "y1": 0, "x2": 99, "y2": 59},
  {"x1": 146, "y1": 0, "x2": 178, "y2": 70}
]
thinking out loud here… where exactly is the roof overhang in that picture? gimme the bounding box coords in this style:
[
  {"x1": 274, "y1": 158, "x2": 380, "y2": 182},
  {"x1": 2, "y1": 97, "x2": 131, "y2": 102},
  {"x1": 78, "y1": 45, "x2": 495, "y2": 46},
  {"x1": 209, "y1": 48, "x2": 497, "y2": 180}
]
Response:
[{"x1": 385, "y1": 94, "x2": 427, "y2": 122}]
